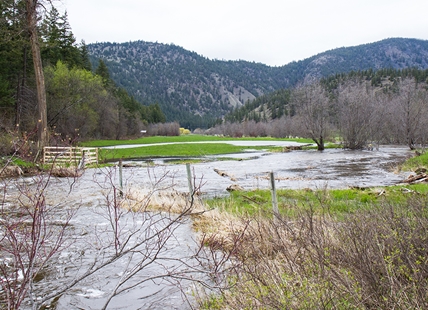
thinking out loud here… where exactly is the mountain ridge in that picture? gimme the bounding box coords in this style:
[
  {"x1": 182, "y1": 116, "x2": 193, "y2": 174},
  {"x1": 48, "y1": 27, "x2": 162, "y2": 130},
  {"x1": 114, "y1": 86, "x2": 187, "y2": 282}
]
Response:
[{"x1": 87, "y1": 37, "x2": 428, "y2": 129}]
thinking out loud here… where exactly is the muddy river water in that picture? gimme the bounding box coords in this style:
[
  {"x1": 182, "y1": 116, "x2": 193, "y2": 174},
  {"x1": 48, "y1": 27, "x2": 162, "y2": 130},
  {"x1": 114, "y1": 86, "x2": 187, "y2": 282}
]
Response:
[{"x1": 2, "y1": 142, "x2": 413, "y2": 309}]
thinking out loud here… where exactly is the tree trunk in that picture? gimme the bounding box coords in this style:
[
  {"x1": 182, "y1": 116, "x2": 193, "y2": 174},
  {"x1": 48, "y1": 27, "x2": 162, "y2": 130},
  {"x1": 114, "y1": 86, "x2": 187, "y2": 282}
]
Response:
[
  {"x1": 26, "y1": 0, "x2": 48, "y2": 149},
  {"x1": 317, "y1": 136, "x2": 325, "y2": 151}
]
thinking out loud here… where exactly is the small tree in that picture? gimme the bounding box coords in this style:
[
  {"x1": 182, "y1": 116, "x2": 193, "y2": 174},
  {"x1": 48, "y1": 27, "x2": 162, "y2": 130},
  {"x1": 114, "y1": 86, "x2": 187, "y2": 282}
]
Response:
[
  {"x1": 292, "y1": 83, "x2": 332, "y2": 151},
  {"x1": 336, "y1": 80, "x2": 377, "y2": 149},
  {"x1": 392, "y1": 77, "x2": 428, "y2": 150}
]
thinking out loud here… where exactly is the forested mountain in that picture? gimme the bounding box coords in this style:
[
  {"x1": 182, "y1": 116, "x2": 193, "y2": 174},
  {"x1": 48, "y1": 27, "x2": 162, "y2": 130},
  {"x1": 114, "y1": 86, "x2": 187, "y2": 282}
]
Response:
[
  {"x1": 207, "y1": 68, "x2": 428, "y2": 151},
  {"x1": 225, "y1": 67, "x2": 428, "y2": 123},
  {"x1": 87, "y1": 38, "x2": 428, "y2": 129}
]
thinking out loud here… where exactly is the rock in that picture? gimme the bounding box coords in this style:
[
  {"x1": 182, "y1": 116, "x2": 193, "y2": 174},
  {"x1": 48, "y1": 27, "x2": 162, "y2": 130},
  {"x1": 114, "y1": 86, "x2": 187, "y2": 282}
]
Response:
[{"x1": 226, "y1": 184, "x2": 244, "y2": 192}]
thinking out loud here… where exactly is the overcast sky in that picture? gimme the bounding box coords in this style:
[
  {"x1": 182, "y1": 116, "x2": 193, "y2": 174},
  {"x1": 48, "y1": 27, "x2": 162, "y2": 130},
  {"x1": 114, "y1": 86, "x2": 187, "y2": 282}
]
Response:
[{"x1": 62, "y1": 0, "x2": 428, "y2": 67}]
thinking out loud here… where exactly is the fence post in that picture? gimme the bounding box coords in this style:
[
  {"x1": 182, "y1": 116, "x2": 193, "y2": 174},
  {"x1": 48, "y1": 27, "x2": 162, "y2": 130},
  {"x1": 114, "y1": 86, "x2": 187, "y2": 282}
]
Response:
[
  {"x1": 186, "y1": 163, "x2": 193, "y2": 197},
  {"x1": 119, "y1": 159, "x2": 123, "y2": 197},
  {"x1": 68, "y1": 147, "x2": 72, "y2": 165},
  {"x1": 270, "y1": 171, "x2": 279, "y2": 218}
]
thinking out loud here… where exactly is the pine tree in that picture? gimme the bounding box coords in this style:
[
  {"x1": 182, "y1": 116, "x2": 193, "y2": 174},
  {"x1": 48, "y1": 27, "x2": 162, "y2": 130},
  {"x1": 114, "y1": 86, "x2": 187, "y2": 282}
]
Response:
[
  {"x1": 79, "y1": 40, "x2": 92, "y2": 71},
  {"x1": 40, "y1": 7, "x2": 80, "y2": 67},
  {"x1": 149, "y1": 103, "x2": 166, "y2": 123},
  {"x1": 95, "y1": 59, "x2": 113, "y2": 88},
  {"x1": 0, "y1": 0, "x2": 31, "y2": 126}
]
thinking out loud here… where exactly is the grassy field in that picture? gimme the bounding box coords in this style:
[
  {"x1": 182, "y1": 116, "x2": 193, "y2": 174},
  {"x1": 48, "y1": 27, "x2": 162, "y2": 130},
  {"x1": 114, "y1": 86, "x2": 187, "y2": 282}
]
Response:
[
  {"x1": 81, "y1": 135, "x2": 313, "y2": 161},
  {"x1": 205, "y1": 183, "x2": 428, "y2": 218},
  {"x1": 80, "y1": 135, "x2": 314, "y2": 147},
  {"x1": 98, "y1": 142, "x2": 285, "y2": 161}
]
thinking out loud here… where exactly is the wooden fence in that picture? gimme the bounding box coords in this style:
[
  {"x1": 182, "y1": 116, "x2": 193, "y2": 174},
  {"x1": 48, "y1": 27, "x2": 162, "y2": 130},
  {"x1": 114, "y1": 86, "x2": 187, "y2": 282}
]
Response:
[{"x1": 43, "y1": 147, "x2": 98, "y2": 167}]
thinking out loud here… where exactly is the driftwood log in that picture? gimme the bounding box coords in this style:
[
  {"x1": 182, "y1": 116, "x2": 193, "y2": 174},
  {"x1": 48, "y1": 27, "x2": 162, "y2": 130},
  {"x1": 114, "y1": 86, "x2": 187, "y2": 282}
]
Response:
[
  {"x1": 402, "y1": 173, "x2": 428, "y2": 184},
  {"x1": 214, "y1": 168, "x2": 237, "y2": 181}
]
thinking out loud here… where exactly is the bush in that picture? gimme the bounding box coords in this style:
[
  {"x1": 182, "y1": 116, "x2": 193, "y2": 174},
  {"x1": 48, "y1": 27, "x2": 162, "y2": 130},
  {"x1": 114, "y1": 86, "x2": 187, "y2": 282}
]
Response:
[
  {"x1": 147, "y1": 122, "x2": 180, "y2": 136},
  {"x1": 180, "y1": 127, "x2": 191, "y2": 135},
  {"x1": 198, "y1": 194, "x2": 428, "y2": 309}
]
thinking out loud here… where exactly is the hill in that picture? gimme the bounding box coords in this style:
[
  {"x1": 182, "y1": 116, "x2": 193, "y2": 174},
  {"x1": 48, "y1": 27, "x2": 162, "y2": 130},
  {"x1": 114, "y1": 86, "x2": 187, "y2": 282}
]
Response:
[{"x1": 87, "y1": 38, "x2": 428, "y2": 129}]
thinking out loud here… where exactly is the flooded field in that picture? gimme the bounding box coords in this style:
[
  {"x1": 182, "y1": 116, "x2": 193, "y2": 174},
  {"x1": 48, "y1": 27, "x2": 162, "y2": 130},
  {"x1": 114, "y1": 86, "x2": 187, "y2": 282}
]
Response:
[
  {"x1": 1, "y1": 143, "x2": 413, "y2": 309},
  {"x1": 120, "y1": 144, "x2": 412, "y2": 197}
]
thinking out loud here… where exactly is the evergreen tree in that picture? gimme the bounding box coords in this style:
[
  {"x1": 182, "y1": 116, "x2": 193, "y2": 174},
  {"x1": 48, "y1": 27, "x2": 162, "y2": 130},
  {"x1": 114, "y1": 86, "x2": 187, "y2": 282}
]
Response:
[
  {"x1": 0, "y1": 0, "x2": 31, "y2": 124},
  {"x1": 149, "y1": 103, "x2": 166, "y2": 123},
  {"x1": 79, "y1": 40, "x2": 92, "y2": 71},
  {"x1": 95, "y1": 59, "x2": 113, "y2": 88},
  {"x1": 40, "y1": 7, "x2": 80, "y2": 68}
]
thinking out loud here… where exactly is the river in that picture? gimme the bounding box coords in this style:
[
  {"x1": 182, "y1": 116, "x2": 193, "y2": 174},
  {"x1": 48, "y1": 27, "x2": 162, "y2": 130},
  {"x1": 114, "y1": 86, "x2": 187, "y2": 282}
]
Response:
[{"x1": 1, "y1": 143, "x2": 413, "y2": 309}]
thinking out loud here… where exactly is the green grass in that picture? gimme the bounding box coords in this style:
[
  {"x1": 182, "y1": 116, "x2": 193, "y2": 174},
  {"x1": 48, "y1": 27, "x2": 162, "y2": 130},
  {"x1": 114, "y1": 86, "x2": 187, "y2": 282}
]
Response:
[
  {"x1": 398, "y1": 183, "x2": 428, "y2": 194},
  {"x1": 80, "y1": 135, "x2": 314, "y2": 147},
  {"x1": 81, "y1": 135, "x2": 315, "y2": 161},
  {"x1": 401, "y1": 150, "x2": 428, "y2": 171},
  {"x1": 79, "y1": 134, "x2": 320, "y2": 161},
  {"x1": 80, "y1": 135, "x2": 227, "y2": 147},
  {"x1": 1, "y1": 157, "x2": 37, "y2": 169},
  {"x1": 99, "y1": 143, "x2": 275, "y2": 161},
  {"x1": 205, "y1": 184, "x2": 428, "y2": 218}
]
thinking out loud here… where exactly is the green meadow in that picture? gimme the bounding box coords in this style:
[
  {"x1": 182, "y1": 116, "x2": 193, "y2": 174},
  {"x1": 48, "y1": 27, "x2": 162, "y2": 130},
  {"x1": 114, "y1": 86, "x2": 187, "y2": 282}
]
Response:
[
  {"x1": 98, "y1": 142, "x2": 276, "y2": 161},
  {"x1": 81, "y1": 134, "x2": 313, "y2": 147},
  {"x1": 81, "y1": 135, "x2": 313, "y2": 161}
]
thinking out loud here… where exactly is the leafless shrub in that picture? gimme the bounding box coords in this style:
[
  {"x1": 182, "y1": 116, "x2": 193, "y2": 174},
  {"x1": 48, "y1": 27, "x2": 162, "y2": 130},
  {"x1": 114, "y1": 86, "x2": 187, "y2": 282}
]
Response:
[
  {"x1": 388, "y1": 78, "x2": 428, "y2": 150},
  {"x1": 0, "y1": 163, "x2": 231, "y2": 309},
  {"x1": 331, "y1": 196, "x2": 428, "y2": 309},
  {"x1": 197, "y1": 195, "x2": 428, "y2": 309},
  {"x1": 292, "y1": 83, "x2": 333, "y2": 150},
  {"x1": 335, "y1": 80, "x2": 378, "y2": 149},
  {"x1": 0, "y1": 173, "x2": 76, "y2": 310},
  {"x1": 147, "y1": 122, "x2": 180, "y2": 136}
]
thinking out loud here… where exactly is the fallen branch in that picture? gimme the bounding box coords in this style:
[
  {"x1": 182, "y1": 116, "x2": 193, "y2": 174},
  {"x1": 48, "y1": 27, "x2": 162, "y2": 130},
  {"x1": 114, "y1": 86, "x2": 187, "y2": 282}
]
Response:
[
  {"x1": 214, "y1": 168, "x2": 237, "y2": 181},
  {"x1": 403, "y1": 173, "x2": 428, "y2": 184}
]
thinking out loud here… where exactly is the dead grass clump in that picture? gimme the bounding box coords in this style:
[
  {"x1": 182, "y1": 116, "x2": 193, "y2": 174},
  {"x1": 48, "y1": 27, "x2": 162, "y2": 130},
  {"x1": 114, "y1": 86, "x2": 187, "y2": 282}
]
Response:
[
  {"x1": 192, "y1": 206, "x2": 250, "y2": 253},
  {"x1": 0, "y1": 165, "x2": 23, "y2": 177},
  {"x1": 49, "y1": 167, "x2": 83, "y2": 177},
  {"x1": 122, "y1": 187, "x2": 206, "y2": 214}
]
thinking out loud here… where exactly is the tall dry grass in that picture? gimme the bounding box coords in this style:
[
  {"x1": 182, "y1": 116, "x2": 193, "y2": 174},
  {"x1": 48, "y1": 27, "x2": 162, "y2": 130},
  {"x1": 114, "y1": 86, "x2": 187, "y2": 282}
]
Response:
[{"x1": 196, "y1": 195, "x2": 428, "y2": 309}]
